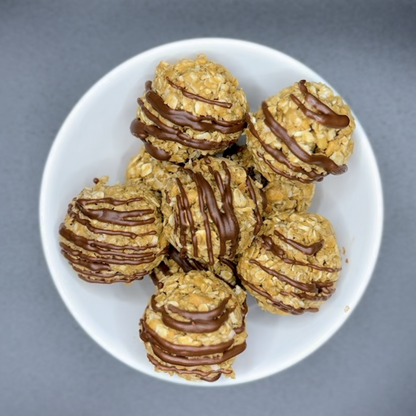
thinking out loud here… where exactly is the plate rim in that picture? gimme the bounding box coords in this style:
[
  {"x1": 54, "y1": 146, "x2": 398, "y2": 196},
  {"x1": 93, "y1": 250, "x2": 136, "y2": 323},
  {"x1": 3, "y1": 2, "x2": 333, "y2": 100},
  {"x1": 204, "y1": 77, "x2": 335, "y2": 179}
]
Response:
[{"x1": 39, "y1": 37, "x2": 384, "y2": 386}]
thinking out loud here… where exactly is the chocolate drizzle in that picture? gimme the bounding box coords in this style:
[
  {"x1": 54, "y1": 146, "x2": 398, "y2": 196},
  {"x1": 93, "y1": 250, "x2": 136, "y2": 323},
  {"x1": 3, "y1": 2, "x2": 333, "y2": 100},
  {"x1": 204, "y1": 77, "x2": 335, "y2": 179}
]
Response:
[
  {"x1": 274, "y1": 229, "x2": 323, "y2": 256},
  {"x1": 246, "y1": 114, "x2": 325, "y2": 183},
  {"x1": 250, "y1": 259, "x2": 321, "y2": 293},
  {"x1": 141, "y1": 319, "x2": 234, "y2": 356},
  {"x1": 60, "y1": 195, "x2": 164, "y2": 283},
  {"x1": 240, "y1": 275, "x2": 319, "y2": 315},
  {"x1": 67, "y1": 203, "x2": 156, "y2": 239},
  {"x1": 261, "y1": 102, "x2": 347, "y2": 175},
  {"x1": 130, "y1": 81, "x2": 246, "y2": 160},
  {"x1": 175, "y1": 160, "x2": 240, "y2": 265},
  {"x1": 151, "y1": 294, "x2": 235, "y2": 334},
  {"x1": 290, "y1": 80, "x2": 350, "y2": 128},
  {"x1": 167, "y1": 78, "x2": 233, "y2": 108},
  {"x1": 245, "y1": 176, "x2": 263, "y2": 235},
  {"x1": 146, "y1": 354, "x2": 231, "y2": 382},
  {"x1": 167, "y1": 246, "x2": 238, "y2": 288},
  {"x1": 76, "y1": 198, "x2": 155, "y2": 226},
  {"x1": 141, "y1": 287, "x2": 247, "y2": 381},
  {"x1": 244, "y1": 230, "x2": 340, "y2": 314}
]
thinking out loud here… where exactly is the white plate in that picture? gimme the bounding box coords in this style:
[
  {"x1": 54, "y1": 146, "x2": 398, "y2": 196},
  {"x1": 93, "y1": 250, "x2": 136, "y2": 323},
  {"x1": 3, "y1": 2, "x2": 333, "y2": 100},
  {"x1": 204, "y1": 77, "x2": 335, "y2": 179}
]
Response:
[{"x1": 39, "y1": 38, "x2": 383, "y2": 386}]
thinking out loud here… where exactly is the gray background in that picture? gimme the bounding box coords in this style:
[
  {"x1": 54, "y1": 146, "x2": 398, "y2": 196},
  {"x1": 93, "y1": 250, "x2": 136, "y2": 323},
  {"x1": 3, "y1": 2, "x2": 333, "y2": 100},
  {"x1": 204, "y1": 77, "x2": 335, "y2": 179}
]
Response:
[{"x1": 1, "y1": 0, "x2": 415, "y2": 414}]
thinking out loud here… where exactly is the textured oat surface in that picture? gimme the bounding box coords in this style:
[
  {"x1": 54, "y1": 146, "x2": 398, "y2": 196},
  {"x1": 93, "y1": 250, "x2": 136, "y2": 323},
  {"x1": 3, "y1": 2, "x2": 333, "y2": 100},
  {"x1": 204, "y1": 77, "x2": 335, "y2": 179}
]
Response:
[
  {"x1": 6, "y1": 0, "x2": 412, "y2": 414},
  {"x1": 134, "y1": 54, "x2": 249, "y2": 162},
  {"x1": 126, "y1": 147, "x2": 181, "y2": 193},
  {"x1": 161, "y1": 157, "x2": 263, "y2": 264},
  {"x1": 238, "y1": 212, "x2": 341, "y2": 314},
  {"x1": 59, "y1": 177, "x2": 168, "y2": 283},
  {"x1": 140, "y1": 270, "x2": 247, "y2": 382},
  {"x1": 246, "y1": 81, "x2": 356, "y2": 182},
  {"x1": 264, "y1": 176, "x2": 315, "y2": 213}
]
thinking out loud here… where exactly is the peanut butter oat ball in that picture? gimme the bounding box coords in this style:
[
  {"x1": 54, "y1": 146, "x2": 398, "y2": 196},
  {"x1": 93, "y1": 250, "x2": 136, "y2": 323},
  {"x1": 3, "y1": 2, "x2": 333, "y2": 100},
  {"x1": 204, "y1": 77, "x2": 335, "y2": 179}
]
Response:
[
  {"x1": 125, "y1": 147, "x2": 181, "y2": 193},
  {"x1": 130, "y1": 54, "x2": 249, "y2": 163},
  {"x1": 59, "y1": 177, "x2": 168, "y2": 283},
  {"x1": 246, "y1": 80, "x2": 355, "y2": 183},
  {"x1": 161, "y1": 157, "x2": 264, "y2": 265},
  {"x1": 150, "y1": 245, "x2": 240, "y2": 288},
  {"x1": 140, "y1": 270, "x2": 248, "y2": 382},
  {"x1": 238, "y1": 211, "x2": 342, "y2": 315}
]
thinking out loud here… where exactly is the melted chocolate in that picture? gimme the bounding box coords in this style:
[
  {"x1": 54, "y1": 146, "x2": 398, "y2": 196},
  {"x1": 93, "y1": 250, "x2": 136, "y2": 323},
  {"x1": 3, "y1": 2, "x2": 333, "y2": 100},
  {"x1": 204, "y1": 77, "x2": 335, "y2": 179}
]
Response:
[
  {"x1": 75, "y1": 266, "x2": 147, "y2": 284},
  {"x1": 240, "y1": 275, "x2": 319, "y2": 315},
  {"x1": 246, "y1": 114, "x2": 325, "y2": 182},
  {"x1": 60, "y1": 196, "x2": 163, "y2": 282},
  {"x1": 130, "y1": 81, "x2": 246, "y2": 160},
  {"x1": 249, "y1": 259, "x2": 319, "y2": 293},
  {"x1": 291, "y1": 80, "x2": 350, "y2": 128},
  {"x1": 258, "y1": 152, "x2": 318, "y2": 184},
  {"x1": 167, "y1": 78, "x2": 233, "y2": 108},
  {"x1": 143, "y1": 136, "x2": 172, "y2": 160},
  {"x1": 67, "y1": 203, "x2": 156, "y2": 239},
  {"x1": 176, "y1": 178, "x2": 198, "y2": 258},
  {"x1": 145, "y1": 81, "x2": 244, "y2": 134},
  {"x1": 262, "y1": 102, "x2": 347, "y2": 175},
  {"x1": 168, "y1": 246, "x2": 237, "y2": 288},
  {"x1": 140, "y1": 318, "x2": 234, "y2": 356},
  {"x1": 150, "y1": 339, "x2": 246, "y2": 367},
  {"x1": 76, "y1": 198, "x2": 155, "y2": 226},
  {"x1": 274, "y1": 229, "x2": 323, "y2": 256},
  {"x1": 146, "y1": 354, "x2": 231, "y2": 382},
  {"x1": 180, "y1": 160, "x2": 240, "y2": 265},
  {"x1": 245, "y1": 176, "x2": 263, "y2": 235},
  {"x1": 169, "y1": 245, "x2": 206, "y2": 273},
  {"x1": 151, "y1": 294, "x2": 235, "y2": 333},
  {"x1": 260, "y1": 234, "x2": 340, "y2": 273}
]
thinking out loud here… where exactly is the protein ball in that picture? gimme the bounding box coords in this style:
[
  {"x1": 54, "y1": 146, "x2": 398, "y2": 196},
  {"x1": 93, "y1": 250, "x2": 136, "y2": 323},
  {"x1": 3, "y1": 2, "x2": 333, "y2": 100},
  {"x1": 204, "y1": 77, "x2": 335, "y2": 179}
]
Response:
[
  {"x1": 238, "y1": 211, "x2": 342, "y2": 315},
  {"x1": 59, "y1": 177, "x2": 168, "y2": 283},
  {"x1": 161, "y1": 157, "x2": 264, "y2": 265},
  {"x1": 140, "y1": 270, "x2": 248, "y2": 382},
  {"x1": 130, "y1": 54, "x2": 249, "y2": 163},
  {"x1": 246, "y1": 80, "x2": 355, "y2": 183}
]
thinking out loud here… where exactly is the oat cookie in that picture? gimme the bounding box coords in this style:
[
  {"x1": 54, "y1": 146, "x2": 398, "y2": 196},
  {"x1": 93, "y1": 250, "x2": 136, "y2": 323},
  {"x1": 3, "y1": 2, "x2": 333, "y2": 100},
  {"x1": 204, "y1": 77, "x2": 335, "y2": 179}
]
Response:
[
  {"x1": 59, "y1": 177, "x2": 168, "y2": 283},
  {"x1": 140, "y1": 270, "x2": 248, "y2": 382},
  {"x1": 246, "y1": 80, "x2": 355, "y2": 183},
  {"x1": 130, "y1": 54, "x2": 249, "y2": 163},
  {"x1": 238, "y1": 211, "x2": 342, "y2": 315}
]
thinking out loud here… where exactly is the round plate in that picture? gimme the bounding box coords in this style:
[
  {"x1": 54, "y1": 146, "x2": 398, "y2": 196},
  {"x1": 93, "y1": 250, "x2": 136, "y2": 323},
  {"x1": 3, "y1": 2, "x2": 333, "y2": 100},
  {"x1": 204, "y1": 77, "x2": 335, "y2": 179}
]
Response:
[{"x1": 40, "y1": 38, "x2": 383, "y2": 386}]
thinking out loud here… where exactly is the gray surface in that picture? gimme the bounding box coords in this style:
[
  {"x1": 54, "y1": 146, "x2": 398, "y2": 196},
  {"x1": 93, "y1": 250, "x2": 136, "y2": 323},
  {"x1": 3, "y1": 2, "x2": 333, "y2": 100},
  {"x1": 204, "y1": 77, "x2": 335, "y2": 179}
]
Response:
[{"x1": 1, "y1": 0, "x2": 415, "y2": 414}]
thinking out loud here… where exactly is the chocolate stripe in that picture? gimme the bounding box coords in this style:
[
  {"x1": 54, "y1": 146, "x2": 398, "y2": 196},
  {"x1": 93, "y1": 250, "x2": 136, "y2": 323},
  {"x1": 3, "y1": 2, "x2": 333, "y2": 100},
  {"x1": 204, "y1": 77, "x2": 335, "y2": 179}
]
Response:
[
  {"x1": 262, "y1": 101, "x2": 347, "y2": 175},
  {"x1": 167, "y1": 78, "x2": 233, "y2": 108}
]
